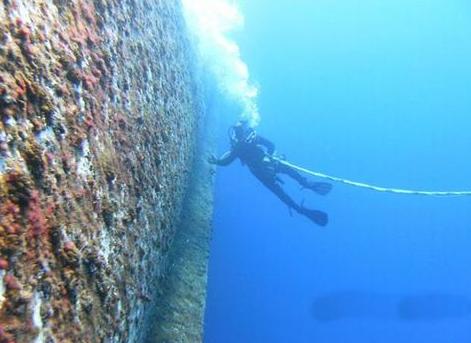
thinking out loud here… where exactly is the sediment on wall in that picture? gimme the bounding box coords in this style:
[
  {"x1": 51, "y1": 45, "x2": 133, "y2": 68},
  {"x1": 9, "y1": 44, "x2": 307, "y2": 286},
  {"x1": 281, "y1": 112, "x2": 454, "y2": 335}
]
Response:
[{"x1": 0, "y1": 1, "x2": 203, "y2": 342}]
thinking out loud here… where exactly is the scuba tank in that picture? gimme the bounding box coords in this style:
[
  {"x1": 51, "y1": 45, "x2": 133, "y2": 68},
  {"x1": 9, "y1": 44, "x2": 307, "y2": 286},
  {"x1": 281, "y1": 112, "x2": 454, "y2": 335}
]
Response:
[{"x1": 228, "y1": 121, "x2": 257, "y2": 147}]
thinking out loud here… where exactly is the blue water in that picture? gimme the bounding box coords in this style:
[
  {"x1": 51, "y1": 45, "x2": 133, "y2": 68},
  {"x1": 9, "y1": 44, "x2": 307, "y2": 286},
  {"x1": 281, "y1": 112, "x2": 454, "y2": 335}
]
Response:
[{"x1": 203, "y1": 1, "x2": 471, "y2": 342}]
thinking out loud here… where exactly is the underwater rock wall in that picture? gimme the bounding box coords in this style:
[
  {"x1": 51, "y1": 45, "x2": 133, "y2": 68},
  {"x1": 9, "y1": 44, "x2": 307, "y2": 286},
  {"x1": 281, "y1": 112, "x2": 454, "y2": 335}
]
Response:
[
  {"x1": 0, "y1": 0, "x2": 204, "y2": 342},
  {"x1": 147, "y1": 110, "x2": 216, "y2": 343}
]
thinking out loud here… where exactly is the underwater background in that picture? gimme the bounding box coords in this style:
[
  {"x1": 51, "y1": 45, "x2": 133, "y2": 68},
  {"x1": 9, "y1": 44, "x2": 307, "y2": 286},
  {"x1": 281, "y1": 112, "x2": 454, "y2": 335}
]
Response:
[{"x1": 202, "y1": 0, "x2": 471, "y2": 342}]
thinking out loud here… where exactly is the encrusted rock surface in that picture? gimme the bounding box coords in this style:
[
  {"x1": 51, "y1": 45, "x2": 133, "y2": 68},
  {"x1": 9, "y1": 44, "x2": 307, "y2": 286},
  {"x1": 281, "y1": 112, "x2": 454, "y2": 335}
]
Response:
[
  {"x1": 0, "y1": 1, "x2": 207, "y2": 342},
  {"x1": 147, "y1": 111, "x2": 216, "y2": 343}
]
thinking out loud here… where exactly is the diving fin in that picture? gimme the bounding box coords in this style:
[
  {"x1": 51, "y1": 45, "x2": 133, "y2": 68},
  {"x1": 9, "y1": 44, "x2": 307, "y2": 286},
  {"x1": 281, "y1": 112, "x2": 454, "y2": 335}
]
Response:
[
  {"x1": 300, "y1": 207, "x2": 329, "y2": 226},
  {"x1": 308, "y1": 182, "x2": 333, "y2": 196}
]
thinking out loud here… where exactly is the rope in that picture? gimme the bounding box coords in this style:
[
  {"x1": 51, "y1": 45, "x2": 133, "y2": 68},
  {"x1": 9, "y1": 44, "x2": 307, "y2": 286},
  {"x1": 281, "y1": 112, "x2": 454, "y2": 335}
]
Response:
[{"x1": 274, "y1": 158, "x2": 471, "y2": 197}]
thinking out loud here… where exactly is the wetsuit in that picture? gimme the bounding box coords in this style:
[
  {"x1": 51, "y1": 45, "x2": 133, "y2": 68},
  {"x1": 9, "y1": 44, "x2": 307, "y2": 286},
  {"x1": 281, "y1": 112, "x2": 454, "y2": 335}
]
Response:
[{"x1": 212, "y1": 133, "x2": 330, "y2": 226}]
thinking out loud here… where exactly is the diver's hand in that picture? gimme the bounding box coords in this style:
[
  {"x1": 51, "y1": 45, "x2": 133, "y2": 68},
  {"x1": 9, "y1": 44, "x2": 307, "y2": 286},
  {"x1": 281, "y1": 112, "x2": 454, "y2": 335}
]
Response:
[{"x1": 207, "y1": 154, "x2": 218, "y2": 165}]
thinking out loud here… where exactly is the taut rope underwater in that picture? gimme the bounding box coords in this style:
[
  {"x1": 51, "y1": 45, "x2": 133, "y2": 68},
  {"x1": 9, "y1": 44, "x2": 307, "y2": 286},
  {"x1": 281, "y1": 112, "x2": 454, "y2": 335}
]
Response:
[{"x1": 273, "y1": 158, "x2": 471, "y2": 197}]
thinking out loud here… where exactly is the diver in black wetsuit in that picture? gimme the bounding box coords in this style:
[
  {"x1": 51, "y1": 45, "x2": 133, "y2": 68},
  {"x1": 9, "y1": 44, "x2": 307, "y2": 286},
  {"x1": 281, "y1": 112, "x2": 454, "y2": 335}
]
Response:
[{"x1": 208, "y1": 121, "x2": 332, "y2": 226}]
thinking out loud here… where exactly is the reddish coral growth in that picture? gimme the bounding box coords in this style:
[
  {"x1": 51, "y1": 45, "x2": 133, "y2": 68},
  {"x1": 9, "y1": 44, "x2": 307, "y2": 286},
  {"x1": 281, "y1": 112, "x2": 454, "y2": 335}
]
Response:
[
  {"x1": 45, "y1": 200, "x2": 57, "y2": 217},
  {"x1": 83, "y1": 73, "x2": 99, "y2": 90},
  {"x1": 15, "y1": 18, "x2": 32, "y2": 42},
  {"x1": 0, "y1": 259, "x2": 8, "y2": 270},
  {"x1": 26, "y1": 190, "x2": 48, "y2": 238},
  {"x1": 74, "y1": 188, "x2": 88, "y2": 200},
  {"x1": 79, "y1": 1, "x2": 97, "y2": 24},
  {"x1": 37, "y1": 32, "x2": 46, "y2": 42},
  {"x1": 17, "y1": 27, "x2": 31, "y2": 40},
  {"x1": 68, "y1": 2, "x2": 102, "y2": 48},
  {"x1": 84, "y1": 115, "x2": 95, "y2": 130},
  {"x1": 4, "y1": 274, "x2": 20, "y2": 290},
  {"x1": 22, "y1": 42, "x2": 38, "y2": 59},
  {"x1": 0, "y1": 201, "x2": 21, "y2": 236},
  {"x1": 4, "y1": 202, "x2": 19, "y2": 216},
  {"x1": 0, "y1": 324, "x2": 15, "y2": 343},
  {"x1": 5, "y1": 171, "x2": 22, "y2": 185},
  {"x1": 91, "y1": 67, "x2": 102, "y2": 78},
  {"x1": 61, "y1": 151, "x2": 75, "y2": 172},
  {"x1": 5, "y1": 227, "x2": 18, "y2": 235},
  {"x1": 63, "y1": 241, "x2": 77, "y2": 252},
  {"x1": 15, "y1": 83, "x2": 26, "y2": 99}
]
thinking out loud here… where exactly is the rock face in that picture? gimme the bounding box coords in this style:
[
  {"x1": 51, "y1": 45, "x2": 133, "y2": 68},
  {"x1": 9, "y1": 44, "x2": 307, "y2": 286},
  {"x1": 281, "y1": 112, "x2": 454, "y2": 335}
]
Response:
[
  {"x1": 147, "y1": 111, "x2": 216, "y2": 343},
  {"x1": 0, "y1": 1, "x2": 210, "y2": 342}
]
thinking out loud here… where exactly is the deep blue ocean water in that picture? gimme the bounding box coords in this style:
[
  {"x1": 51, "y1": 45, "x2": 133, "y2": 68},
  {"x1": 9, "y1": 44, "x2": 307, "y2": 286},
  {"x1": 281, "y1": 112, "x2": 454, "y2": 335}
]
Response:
[{"x1": 202, "y1": 1, "x2": 471, "y2": 342}]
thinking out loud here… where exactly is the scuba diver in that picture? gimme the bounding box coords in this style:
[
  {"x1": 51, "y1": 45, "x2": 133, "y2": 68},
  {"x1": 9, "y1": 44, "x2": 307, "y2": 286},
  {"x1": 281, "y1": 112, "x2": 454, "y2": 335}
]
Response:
[{"x1": 208, "y1": 121, "x2": 332, "y2": 226}]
